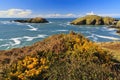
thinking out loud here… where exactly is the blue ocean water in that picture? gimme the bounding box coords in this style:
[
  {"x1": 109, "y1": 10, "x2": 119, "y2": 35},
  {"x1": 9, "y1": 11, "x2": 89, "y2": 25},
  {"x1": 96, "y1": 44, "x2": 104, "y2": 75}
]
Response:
[{"x1": 0, "y1": 18, "x2": 120, "y2": 50}]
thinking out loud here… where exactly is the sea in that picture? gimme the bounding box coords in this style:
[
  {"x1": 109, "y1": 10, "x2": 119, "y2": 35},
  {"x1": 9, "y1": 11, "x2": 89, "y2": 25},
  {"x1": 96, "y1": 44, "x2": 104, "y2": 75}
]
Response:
[{"x1": 0, "y1": 18, "x2": 120, "y2": 50}]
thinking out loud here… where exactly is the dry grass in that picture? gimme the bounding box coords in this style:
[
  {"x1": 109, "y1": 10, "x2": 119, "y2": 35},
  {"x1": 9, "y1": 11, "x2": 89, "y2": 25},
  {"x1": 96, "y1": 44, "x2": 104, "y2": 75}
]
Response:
[{"x1": 97, "y1": 41, "x2": 120, "y2": 61}]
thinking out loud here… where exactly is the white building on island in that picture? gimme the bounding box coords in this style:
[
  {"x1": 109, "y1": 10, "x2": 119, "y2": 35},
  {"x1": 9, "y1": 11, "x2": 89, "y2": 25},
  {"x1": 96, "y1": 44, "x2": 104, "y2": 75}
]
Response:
[{"x1": 86, "y1": 11, "x2": 95, "y2": 15}]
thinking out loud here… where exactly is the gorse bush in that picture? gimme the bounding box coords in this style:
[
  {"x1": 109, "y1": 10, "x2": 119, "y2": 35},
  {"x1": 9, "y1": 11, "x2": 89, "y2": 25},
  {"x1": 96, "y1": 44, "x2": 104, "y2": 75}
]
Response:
[{"x1": 3, "y1": 32, "x2": 120, "y2": 80}]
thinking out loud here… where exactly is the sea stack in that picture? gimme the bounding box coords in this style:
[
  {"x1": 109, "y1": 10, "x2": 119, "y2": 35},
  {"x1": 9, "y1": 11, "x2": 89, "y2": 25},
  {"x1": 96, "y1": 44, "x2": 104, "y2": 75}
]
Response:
[
  {"x1": 70, "y1": 15, "x2": 117, "y2": 25},
  {"x1": 14, "y1": 17, "x2": 48, "y2": 23}
]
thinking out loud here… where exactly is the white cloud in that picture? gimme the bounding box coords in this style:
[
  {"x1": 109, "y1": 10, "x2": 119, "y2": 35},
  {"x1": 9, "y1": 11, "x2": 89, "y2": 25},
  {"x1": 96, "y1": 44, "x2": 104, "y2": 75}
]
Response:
[
  {"x1": 0, "y1": 9, "x2": 78, "y2": 18},
  {"x1": 0, "y1": 9, "x2": 32, "y2": 18},
  {"x1": 33, "y1": 13, "x2": 76, "y2": 18},
  {"x1": 98, "y1": 13, "x2": 120, "y2": 17}
]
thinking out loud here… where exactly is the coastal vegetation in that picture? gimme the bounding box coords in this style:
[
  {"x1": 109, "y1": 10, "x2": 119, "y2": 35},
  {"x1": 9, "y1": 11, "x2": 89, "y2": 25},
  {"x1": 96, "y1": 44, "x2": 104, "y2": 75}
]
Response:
[
  {"x1": 14, "y1": 17, "x2": 48, "y2": 23},
  {"x1": 0, "y1": 32, "x2": 120, "y2": 80}
]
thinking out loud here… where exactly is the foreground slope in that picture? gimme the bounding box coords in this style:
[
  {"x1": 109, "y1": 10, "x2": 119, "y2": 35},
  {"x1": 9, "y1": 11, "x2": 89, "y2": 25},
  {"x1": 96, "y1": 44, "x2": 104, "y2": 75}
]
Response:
[{"x1": 1, "y1": 32, "x2": 120, "y2": 80}]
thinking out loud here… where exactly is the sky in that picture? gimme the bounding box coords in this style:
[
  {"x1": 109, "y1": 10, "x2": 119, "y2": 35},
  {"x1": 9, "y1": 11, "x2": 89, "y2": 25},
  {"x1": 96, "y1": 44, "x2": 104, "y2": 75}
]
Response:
[{"x1": 0, "y1": 0, "x2": 120, "y2": 18}]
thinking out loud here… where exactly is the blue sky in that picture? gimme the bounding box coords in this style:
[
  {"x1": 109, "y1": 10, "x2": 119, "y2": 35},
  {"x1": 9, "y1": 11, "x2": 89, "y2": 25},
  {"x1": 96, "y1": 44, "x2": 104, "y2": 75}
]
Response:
[{"x1": 0, "y1": 0, "x2": 120, "y2": 18}]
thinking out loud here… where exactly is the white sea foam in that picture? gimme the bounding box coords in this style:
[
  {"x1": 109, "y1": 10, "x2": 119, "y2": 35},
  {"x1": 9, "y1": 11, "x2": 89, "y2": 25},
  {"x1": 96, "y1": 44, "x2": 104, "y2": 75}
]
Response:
[
  {"x1": 37, "y1": 34, "x2": 47, "y2": 38},
  {"x1": 23, "y1": 34, "x2": 47, "y2": 41},
  {"x1": 59, "y1": 23, "x2": 67, "y2": 27},
  {"x1": 56, "y1": 30, "x2": 68, "y2": 32},
  {"x1": 66, "y1": 22, "x2": 70, "y2": 25},
  {"x1": 52, "y1": 29, "x2": 68, "y2": 32},
  {"x1": 27, "y1": 25, "x2": 38, "y2": 31},
  {"x1": 101, "y1": 27, "x2": 116, "y2": 32},
  {"x1": 23, "y1": 36, "x2": 34, "y2": 41},
  {"x1": 95, "y1": 34, "x2": 120, "y2": 40},
  {"x1": 10, "y1": 38, "x2": 21, "y2": 46},
  {"x1": 15, "y1": 22, "x2": 24, "y2": 25},
  {"x1": 0, "y1": 39, "x2": 3, "y2": 41},
  {"x1": 93, "y1": 37, "x2": 98, "y2": 42},
  {"x1": 0, "y1": 44, "x2": 10, "y2": 47},
  {"x1": 107, "y1": 28, "x2": 116, "y2": 31},
  {"x1": 49, "y1": 22, "x2": 53, "y2": 23},
  {"x1": 0, "y1": 21, "x2": 11, "y2": 24}
]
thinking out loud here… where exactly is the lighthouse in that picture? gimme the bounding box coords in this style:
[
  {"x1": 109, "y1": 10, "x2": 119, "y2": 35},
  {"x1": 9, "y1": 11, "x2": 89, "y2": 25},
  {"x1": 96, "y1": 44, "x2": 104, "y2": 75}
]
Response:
[{"x1": 86, "y1": 11, "x2": 95, "y2": 15}]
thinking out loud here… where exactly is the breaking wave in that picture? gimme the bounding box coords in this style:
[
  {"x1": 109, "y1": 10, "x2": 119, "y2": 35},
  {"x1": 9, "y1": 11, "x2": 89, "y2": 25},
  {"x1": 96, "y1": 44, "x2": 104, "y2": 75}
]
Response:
[{"x1": 27, "y1": 25, "x2": 38, "y2": 31}]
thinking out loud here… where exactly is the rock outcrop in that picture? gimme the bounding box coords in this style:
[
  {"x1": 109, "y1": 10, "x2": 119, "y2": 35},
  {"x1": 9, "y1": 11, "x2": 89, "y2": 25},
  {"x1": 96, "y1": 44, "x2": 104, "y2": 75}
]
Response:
[
  {"x1": 109, "y1": 21, "x2": 120, "y2": 34},
  {"x1": 71, "y1": 15, "x2": 117, "y2": 25},
  {"x1": 116, "y1": 21, "x2": 120, "y2": 28},
  {"x1": 14, "y1": 17, "x2": 48, "y2": 23}
]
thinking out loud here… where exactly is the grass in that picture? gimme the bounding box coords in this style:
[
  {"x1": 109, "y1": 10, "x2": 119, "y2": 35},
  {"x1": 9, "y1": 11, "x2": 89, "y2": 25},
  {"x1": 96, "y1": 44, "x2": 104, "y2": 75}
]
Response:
[{"x1": 97, "y1": 41, "x2": 120, "y2": 61}]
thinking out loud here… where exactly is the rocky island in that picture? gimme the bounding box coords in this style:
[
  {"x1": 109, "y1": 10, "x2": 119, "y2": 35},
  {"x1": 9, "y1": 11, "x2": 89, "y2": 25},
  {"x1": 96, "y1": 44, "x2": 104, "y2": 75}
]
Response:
[
  {"x1": 70, "y1": 15, "x2": 118, "y2": 25},
  {"x1": 71, "y1": 15, "x2": 120, "y2": 34},
  {"x1": 14, "y1": 17, "x2": 49, "y2": 23}
]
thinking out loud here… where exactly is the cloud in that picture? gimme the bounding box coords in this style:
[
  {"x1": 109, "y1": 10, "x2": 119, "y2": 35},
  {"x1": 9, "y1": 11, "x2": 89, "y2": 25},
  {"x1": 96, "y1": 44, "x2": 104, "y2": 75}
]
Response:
[
  {"x1": 98, "y1": 13, "x2": 120, "y2": 17},
  {"x1": 34, "y1": 13, "x2": 76, "y2": 18},
  {"x1": 0, "y1": 9, "x2": 78, "y2": 18},
  {"x1": 0, "y1": 9, "x2": 32, "y2": 18}
]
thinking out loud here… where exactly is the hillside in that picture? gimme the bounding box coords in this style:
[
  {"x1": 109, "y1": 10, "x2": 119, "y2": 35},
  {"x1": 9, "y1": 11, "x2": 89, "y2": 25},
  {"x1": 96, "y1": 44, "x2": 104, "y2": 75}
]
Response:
[{"x1": 0, "y1": 32, "x2": 120, "y2": 80}]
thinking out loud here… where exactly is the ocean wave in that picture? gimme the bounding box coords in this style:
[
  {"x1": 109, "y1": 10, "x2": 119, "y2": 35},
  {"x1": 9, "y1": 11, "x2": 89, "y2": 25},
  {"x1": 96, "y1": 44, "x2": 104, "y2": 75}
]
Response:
[
  {"x1": 0, "y1": 34, "x2": 47, "y2": 48},
  {"x1": 0, "y1": 21, "x2": 11, "y2": 24},
  {"x1": 27, "y1": 25, "x2": 38, "y2": 31},
  {"x1": 10, "y1": 38, "x2": 21, "y2": 46},
  {"x1": 107, "y1": 28, "x2": 116, "y2": 31},
  {"x1": 0, "y1": 39, "x2": 4, "y2": 41},
  {"x1": 52, "y1": 30, "x2": 68, "y2": 32},
  {"x1": 101, "y1": 27, "x2": 116, "y2": 32},
  {"x1": 94, "y1": 34, "x2": 120, "y2": 40},
  {"x1": 59, "y1": 23, "x2": 67, "y2": 27},
  {"x1": 0, "y1": 21, "x2": 24, "y2": 26},
  {"x1": 56, "y1": 30, "x2": 68, "y2": 32},
  {"x1": 23, "y1": 34, "x2": 47, "y2": 41},
  {"x1": 66, "y1": 22, "x2": 70, "y2": 25},
  {"x1": 49, "y1": 22, "x2": 53, "y2": 23},
  {"x1": 87, "y1": 34, "x2": 98, "y2": 42},
  {"x1": 0, "y1": 44, "x2": 10, "y2": 47}
]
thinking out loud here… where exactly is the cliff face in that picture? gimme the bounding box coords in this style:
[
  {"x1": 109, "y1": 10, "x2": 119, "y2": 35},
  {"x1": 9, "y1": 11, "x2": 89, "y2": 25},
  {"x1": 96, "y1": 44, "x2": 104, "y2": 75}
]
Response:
[
  {"x1": 71, "y1": 15, "x2": 117, "y2": 25},
  {"x1": 14, "y1": 17, "x2": 48, "y2": 23},
  {"x1": 1, "y1": 32, "x2": 120, "y2": 80}
]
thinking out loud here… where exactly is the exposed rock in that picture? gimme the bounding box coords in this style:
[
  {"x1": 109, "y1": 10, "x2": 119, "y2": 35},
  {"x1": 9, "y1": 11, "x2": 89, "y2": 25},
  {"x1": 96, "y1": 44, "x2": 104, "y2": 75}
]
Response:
[
  {"x1": 109, "y1": 21, "x2": 120, "y2": 34},
  {"x1": 71, "y1": 15, "x2": 117, "y2": 25},
  {"x1": 14, "y1": 17, "x2": 48, "y2": 23},
  {"x1": 116, "y1": 21, "x2": 120, "y2": 28},
  {"x1": 116, "y1": 30, "x2": 120, "y2": 33},
  {"x1": 103, "y1": 17, "x2": 116, "y2": 25}
]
